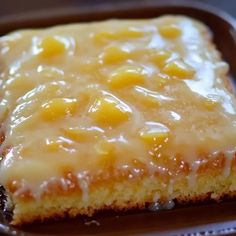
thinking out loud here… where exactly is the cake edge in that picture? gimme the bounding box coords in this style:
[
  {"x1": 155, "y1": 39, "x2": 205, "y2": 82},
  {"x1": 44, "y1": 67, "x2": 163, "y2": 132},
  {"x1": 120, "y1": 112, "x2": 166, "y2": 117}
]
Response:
[{"x1": 5, "y1": 153, "x2": 236, "y2": 226}]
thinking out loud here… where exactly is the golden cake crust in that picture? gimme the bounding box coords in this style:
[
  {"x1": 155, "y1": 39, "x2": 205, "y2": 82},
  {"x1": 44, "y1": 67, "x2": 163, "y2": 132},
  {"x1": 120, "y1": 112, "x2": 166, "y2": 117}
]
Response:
[{"x1": 7, "y1": 152, "x2": 236, "y2": 225}]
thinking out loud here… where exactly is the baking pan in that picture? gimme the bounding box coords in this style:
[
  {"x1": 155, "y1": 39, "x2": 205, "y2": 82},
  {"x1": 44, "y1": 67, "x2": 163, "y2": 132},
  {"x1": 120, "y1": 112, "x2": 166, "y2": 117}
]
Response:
[{"x1": 1, "y1": 1, "x2": 236, "y2": 235}]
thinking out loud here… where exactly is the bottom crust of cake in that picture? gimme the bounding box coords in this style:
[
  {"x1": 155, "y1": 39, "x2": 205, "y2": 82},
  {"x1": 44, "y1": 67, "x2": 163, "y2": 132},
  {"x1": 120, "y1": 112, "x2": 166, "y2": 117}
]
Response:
[{"x1": 7, "y1": 170, "x2": 236, "y2": 226}]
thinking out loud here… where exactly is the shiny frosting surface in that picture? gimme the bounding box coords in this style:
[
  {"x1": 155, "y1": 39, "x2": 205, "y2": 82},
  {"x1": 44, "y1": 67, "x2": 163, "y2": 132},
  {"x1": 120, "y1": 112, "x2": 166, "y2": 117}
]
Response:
[{"x1": 0, "y1": 16, "x2": 236, "y2": 196}]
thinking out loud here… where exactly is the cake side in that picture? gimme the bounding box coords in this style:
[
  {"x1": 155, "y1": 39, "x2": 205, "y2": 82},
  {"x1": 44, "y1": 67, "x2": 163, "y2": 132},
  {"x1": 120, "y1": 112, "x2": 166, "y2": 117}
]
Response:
[{"x1": 9, "y1": 152, "x2": 236, "y2": 225}]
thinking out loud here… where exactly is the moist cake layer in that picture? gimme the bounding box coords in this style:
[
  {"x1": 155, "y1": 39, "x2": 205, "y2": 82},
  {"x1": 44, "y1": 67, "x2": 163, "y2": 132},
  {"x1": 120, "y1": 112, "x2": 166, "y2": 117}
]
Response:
[{"x1": 0, "y1": 16, "x2": 236, "y2": 225}]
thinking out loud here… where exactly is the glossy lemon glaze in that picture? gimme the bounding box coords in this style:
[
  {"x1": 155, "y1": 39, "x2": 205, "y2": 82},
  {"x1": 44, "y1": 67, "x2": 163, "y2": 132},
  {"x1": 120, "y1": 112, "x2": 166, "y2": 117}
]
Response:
[{"x1": 0, "y1": 16, "x2": 236, "y2": 197}]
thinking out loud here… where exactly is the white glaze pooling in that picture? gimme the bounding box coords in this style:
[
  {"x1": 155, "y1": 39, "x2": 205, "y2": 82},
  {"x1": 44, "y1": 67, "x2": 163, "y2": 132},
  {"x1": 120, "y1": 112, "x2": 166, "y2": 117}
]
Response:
[{"x1": 0, "y1": 16, "x2": 236, "y2": 196}]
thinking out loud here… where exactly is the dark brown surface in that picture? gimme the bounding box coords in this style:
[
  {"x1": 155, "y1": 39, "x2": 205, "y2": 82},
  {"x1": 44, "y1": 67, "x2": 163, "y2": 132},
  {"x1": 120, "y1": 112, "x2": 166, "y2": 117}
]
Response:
[
  {"x1": 19, "y1": 202, "x2": 236, "y2": 235},
  {"x1": 0, "y1": 0, "x2": 236, "y2": 19},
  {"x1": 1, "y1": 1, "x2": 236, "y2": 235}
]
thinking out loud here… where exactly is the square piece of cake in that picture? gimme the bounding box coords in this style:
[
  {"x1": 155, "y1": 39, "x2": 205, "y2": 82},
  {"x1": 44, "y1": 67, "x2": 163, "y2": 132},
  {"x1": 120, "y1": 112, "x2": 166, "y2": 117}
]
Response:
[{"x1": 0, "y1": 16, "x2": 236, "y2": 225}]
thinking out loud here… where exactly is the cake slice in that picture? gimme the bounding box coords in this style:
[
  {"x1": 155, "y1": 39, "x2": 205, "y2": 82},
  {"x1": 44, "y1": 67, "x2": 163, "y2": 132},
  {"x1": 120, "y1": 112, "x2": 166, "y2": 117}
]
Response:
[{"x1": 0, "y1": 15, "x2": 236, "y2": 225}]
